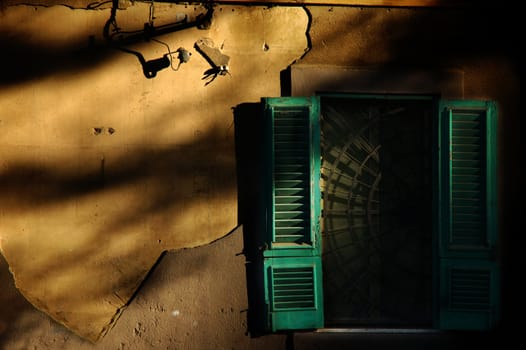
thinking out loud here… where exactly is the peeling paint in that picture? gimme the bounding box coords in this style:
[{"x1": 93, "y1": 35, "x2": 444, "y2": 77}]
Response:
[{"x1": 0, "y1": 3, "x2": 309, "y2": 342}]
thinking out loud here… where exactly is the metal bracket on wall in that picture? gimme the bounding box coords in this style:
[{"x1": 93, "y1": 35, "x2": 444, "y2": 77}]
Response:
[
  {"x1": 194, "y1": 38, "x2": 231, "y2": 85},
  {"x1": 104, "y1": 1, "x2": 214, "y2": 43},
  {"x1": 102, "y1": 1, "x2": 212, "y2": 78}
]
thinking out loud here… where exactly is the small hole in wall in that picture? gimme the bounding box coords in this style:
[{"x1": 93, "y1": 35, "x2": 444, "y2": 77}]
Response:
[
  {"x1": 263, "y1": 43, "x2": 269, "y2": 51},
  {"x1": 93, "y1": 127, "x2": 103, "y2": 135},
  {"x1": 108, "y1": 127, "x2": 115, "y2": 135}
]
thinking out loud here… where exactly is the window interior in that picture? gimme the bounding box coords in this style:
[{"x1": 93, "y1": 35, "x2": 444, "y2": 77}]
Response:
[{"x1": 320, "y1": 95, "x2": 434, "y2": 327}]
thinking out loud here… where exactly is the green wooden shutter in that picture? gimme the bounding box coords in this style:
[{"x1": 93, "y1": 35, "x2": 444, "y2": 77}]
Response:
[
  {"x1": 262, "y1": 97, "x2": 323, "y2": 331},
  {"x1": 435, "y1": 100, "x2": 499, "y2": 330},
  {"x1": 263, "y1": 256, "x2": 324, "y2": 331}
]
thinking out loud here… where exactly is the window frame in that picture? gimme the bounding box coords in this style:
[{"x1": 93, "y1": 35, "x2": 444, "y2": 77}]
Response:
[{"x1": 259, "y1": 94, "x2": 500, "y2": 333}]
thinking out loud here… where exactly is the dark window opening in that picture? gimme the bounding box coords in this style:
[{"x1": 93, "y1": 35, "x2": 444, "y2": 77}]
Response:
[{"x1": 320, "y1": 95, "x2": 434, "y2": 327}]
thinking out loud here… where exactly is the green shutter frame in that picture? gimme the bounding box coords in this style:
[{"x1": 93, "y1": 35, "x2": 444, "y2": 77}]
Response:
[
  {"x1": 262, "y1": 97, "x2": 323, "y2": 331},
  {"x1": 435, "y1": 100, "x2": 500, "y2": 330}
]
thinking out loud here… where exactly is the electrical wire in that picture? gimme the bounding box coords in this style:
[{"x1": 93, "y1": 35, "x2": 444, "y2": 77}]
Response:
[{"x1": 151, "y1": 38, "x2": 189, "y2": 71}]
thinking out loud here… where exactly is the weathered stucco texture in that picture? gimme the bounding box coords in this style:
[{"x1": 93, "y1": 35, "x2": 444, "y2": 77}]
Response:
[
  {"x1": 0, "y1": 3, "x2": 519, "y2": 350},
  {"x1": 0, "y1": 3, "x2": 308, "y2": 341},
  {"x1": 0, "y1": 228, "x2": 290, "y2": 349}
]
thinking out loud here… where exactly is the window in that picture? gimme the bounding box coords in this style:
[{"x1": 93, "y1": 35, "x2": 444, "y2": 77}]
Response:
[
  {"x1": 321, "y1": 95, "x2": 433, "y2": 327},
  {"x1": 260, "y1": 95, "x2": 500, "y2": 332}
]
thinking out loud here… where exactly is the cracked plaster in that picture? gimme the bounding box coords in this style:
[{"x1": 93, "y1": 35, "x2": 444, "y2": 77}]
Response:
[{"x1": 0, "y1": 2, "x2": 309, "y2": 341}]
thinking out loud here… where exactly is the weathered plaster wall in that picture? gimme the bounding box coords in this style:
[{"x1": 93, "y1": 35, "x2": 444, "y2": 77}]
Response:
[
  {"x1": 0, "y1": 2, "x2": 309, "y2": 342},
  {"x1": 1, "y1": 228, "x2": 290, "y2": 349},
  {"x1": 0, "y1": 2, "x2": 519, "y2": 350}
]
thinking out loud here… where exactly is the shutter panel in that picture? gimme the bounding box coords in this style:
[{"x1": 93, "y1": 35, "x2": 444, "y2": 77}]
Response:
[
  {"x1": 262, "y1": 97, "x2": 323, "y2": 331},
  {"x1": 263, "y1": 97, "x2": 321, "y2": 256},
  {"x1": 439, "y1": 259, "x2": 500, "y2": 330},
  {"x1": 264, "y1": 256, "x2": 324, "y2": 331},
  {"x1": 436, "y1": 100, "x2": 499, "y2": 330}
]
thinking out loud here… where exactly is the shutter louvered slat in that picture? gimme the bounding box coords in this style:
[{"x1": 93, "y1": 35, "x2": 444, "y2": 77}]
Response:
[
  {"x1": 273, "y1": 107, "x2": 311, "y2": 244},
  {"x1": 439, "y1": 259, "x2": 498, "y2": 329},
  {"x1": 272, "y1": 267, "x2": 315, "y2": 309},
  {"x1": 450, "y1": 111, "x2": 486, "y2": 247},
  {"x1": 450, "y1": 269, "x2": 490, "y2": 311}
]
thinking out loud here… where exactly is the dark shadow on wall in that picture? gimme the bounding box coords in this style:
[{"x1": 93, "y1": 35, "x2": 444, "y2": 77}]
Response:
[
  {"x1": 297, "y1": 6, "x2": 519, "y2": 345},
  {"x1": 294, "y1": 330, "x2": 508, "y2": 350},
  {"x1": 233, "y1": 102, "x2": 268, "y2": 337},
  {"x1": 0, "y1": 5, "x2": 231, "y2": 345},
  {"x1": 378, "y1": 6, "x2": 520, "y2": 68},
  {"x1": 0, "y1": 254, "x2": 41, "y2": 343},
  {"x1": 0, "y1": 2, "x2": 212, "y2": 85},
  {"x1": 0, "y1": 37, "x2": 114, "y2": 87},
  {"x1": 303, "y1": 5, "x2": 519, "y2": 68},
  {"x1": 280, "y1": 67, "x2": 291, "y2": 97},
  {"x1": 0, "y1": 124, "x2": 237, "y2": 346}
]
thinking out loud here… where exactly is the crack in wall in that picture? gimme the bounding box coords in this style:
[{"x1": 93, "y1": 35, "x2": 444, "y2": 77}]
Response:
[{"x1": 0, "y1": 3, "x2": 309, "y2": 343}]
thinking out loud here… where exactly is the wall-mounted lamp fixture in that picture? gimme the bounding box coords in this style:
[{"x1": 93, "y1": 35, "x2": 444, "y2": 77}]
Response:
[{"x1": 142, "y1": 46, "x2": 192, "y2": 78}]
